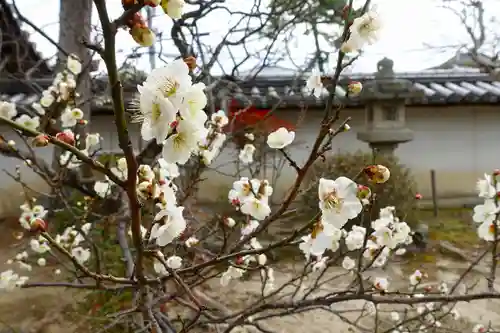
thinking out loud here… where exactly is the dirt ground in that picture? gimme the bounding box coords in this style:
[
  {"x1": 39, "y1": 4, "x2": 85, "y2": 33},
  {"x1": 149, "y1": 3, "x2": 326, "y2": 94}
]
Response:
[{"x1": 0, "y1": 217, "x2": 499, "y2": 333}]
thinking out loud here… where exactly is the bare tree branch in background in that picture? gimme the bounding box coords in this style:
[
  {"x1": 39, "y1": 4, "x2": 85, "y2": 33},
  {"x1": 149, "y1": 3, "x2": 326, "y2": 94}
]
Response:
[{"x1": 439, "y1": 0, "x2": 500, "y2": 75}]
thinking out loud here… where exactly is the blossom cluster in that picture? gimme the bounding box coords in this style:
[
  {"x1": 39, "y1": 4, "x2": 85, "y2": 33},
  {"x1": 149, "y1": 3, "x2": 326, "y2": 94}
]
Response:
[
  {"x1": 0, "y1": 55, "x2": 82, "y2": 133},
  {"x1": 473, "y1": 173, "x2": 500, "y2": 241}
]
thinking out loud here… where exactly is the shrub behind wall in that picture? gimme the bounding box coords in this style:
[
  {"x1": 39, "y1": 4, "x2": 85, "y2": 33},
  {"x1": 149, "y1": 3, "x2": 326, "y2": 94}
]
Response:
[{"x1": 298, "y1": 150, "x2": 419, "y2": 228}]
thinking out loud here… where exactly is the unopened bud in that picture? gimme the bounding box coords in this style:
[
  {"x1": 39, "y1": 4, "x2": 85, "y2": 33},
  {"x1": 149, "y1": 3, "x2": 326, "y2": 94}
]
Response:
[
  {"x1": 343, "y1": 124, "x2": 351, "y2": 132},
  {"x1": 56, "y1": 131, "x2": 75, "y2": 145},
  {"x1": 224, "y1": 217, "x2": 236, "y2": 228},
  {"x1": 363, "y1": 164, "x2": 390, "y2": 184},
  {"x1": 7, "y1": 140, "x2": 15, "y2": 147},
  {"x1": 347, "y1": 81, "x2": 363, "y2": 96},
  {"x1": 32, "y1": 134, "x2": 49, "y2": 147},
  {"x1": 340, "y1": 42, "x2": 354, "y2": 54},
  {"x1": 30, "y1": 217, "x2": 47, "y2": 232},
  {"x1": 415, "y1": 193, "x2": 423, "y2": 200},
  {"x1": 357, "y1": 184, "x2": 371, "y2": 201},
  {"x1": 183, "y1": 56, "x2": 197, "y2": 71},
  {"x1": 493, "y1": 169, "x2": 500, "y2": 176},
  {"x1": 130, "y1": 25, "x2": 155, "y2": 47}
]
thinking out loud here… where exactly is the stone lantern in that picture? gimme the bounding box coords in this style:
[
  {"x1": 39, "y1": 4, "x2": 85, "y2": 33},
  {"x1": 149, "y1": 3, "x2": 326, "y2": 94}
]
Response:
[{"x1": 357, "y1": 57, "x2": 424, "y2": 155}]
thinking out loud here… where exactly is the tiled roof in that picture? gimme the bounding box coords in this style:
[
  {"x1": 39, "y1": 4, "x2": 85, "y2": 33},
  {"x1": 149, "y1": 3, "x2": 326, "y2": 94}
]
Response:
[
  {"x1": 2, "y1": 67, "x2": 500, "y2": 112},
  {"x1": 0, "y1": 0, "x2": 51, "y2": 76},
  {"x1": 216, "y1": 67, "x2": 500, "y2": 107}
]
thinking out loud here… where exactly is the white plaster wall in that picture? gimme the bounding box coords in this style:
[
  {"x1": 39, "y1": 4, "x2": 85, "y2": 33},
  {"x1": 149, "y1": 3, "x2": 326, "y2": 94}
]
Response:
[
  {"x1": 1, "y1": 105, "x2": 499, "y2": 213},
  {"x1": 89, "y1": 115, "x2": 145, "y2": 153},
  {"x1": 200, "y1": 105, "x2": 500, "y2": 200}
]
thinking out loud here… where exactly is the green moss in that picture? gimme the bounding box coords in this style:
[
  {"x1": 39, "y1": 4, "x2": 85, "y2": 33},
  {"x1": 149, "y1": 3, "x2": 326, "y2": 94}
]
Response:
[{"x1": 418, "y1": 208, "x2": 478, "y2": 249}]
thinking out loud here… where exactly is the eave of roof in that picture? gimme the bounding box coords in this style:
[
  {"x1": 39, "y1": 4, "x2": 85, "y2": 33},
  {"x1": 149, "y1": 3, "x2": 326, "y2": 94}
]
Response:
[
  {"x1": 0, "y1": 0, "x2": 52, "y2": 76},
  {"x1": 1, "y1": 68, "x2": 500, "y2": 110}
]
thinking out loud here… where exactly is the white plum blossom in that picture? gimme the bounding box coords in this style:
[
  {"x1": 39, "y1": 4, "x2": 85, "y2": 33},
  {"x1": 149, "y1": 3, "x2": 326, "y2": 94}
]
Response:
[
  {"x1": 138, "y1": 85, "x2": 177, "y2": 143},
  {"x1": 166, "y1": 255, "x2": 183, "y2": 269},
  {"x1": 0, "y1": 101, "x2": 17, "y2": 120},
  {"x1": 60, "y1": 107, "x2": 84, "y2": 128},
  {"x1": 94, "y1": 181, "x2": 112, "y2": 198},
  {"x1": 30, "y1": 239, "x2": 50, "y2": 254},
  {"x1": 239, "y1": 144, "x2": 256, "y2": 164},
  {"x1": 153, "y1": 253, "x2": 168, "y2": 276},
  {"x1": 0, "y1": 270, "x2": 28, "y2": 291},
  {"x1": 345, "y1": 226, "x2": 366, "y2": 251},
  {"x1": 162, "y1": 119, "x2": 200, "y2": 164},
  {"x1": 67, "y1": 54, "x2": 82, "y2": 75},
  {"x1": 210, "y1": 110, "x2": 229, "y2": 128},
  {"x1": 85, "y1": 133, "x2": 101, "y2": 149},
  {"x1": 158, "y1": 158, "x2": 180, "y2": 179},
  {"x1": 343, "y1": 10, "x2": 382, "y2": 53},
  {"x1": 220, "y1": 266, "x2": 245, "y2": 286},
  {"x1": 59, "y1": 150, "x2": 87, "y2": 169},
  {"x1": 266, "y1": 127, "x2": 295, "y2": 149},
  {"x1": 32, "y1": 102, "x2": 45, "y2": 115},
  {"x1": 318, "y1": 177, "x2": 362, "y2": 228},
  {"x1": 110, "y1": 157, "x2": 128, "y2": 181},
  {"x1": 71, "y1": 247, "x2": 91, "y2": 264},
  {"x1": 477, "y1": 220, "x2": 498, "y2": 242},
  {"x1": 229, "y1": 178, "x2": 273, "y2": 221},
  {"x1": 342, "y1": 256, "x2": 356, "y2": 270},
  {"x1": 140, "y1": 58, "x2": 192, "y2": 107},
  {"x1": 312, "y1": 256, "x2": 329, "y2": 272},
  {"x1": 178, "y1": 82, "x2": 208, "y2": 126},
  {"x1": 151, "y1": 206, "x2": 186, "y2": 246},
  {"x1": 185, "y1": 236, "x2": 199, "y2": 248},
  {"x1": 40, "y1": 92, "x2": 55, "y2": 108},
  {"x1": 306, "y1": 71, "x2": 323, "y2": 97},
  {"x1": 373, "y1": 277, "x2": 389, "y2": 291},
  {"x1": 473, "y1": 200, "x2": 499, "y2": 224},
  {"x1": 299, "y1": 222, "x2": 342, "y2": 258},
  {"x1": 409, "y1": 270, "x2": 423, "y2": 286},
  {"x1": 15, "y1": 115, "x2": 39, "y2": 131},
  {"x1": 240, "y1": 197, "x2": 271, "y2": 221},
  {"x1": 476, "y1": 174, "x2": 497, "y2": 198},
  {"x1": 241, "y1": 220, "x2": 260, "y2": 237}
]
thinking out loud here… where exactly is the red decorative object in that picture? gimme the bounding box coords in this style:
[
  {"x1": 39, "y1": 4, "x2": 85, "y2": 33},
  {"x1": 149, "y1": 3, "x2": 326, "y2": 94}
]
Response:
[{"x1": 224, "y1": 99, "x2": 295, "y2": 149}]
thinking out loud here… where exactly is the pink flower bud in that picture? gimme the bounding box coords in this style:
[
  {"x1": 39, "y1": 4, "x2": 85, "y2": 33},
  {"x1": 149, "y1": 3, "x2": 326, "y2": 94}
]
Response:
[
  {"x1": 363, "y1": 165, "x2": 390, "y2": 184},
  {"x1": 32, "y1": 134, "x2": 49, "y2": 147},
  {"x1": 347, "y1": 81, "x2": 363, "y2": 96},
  {"x1": 130, "y1": 25, "x2": 155, "y2": 47},
  {"x1": 56, "y1": 130, "x2": 75, "y2": 145},
  {"x1": 30, "y1": 217, "x2": 47, "y2": 232}
]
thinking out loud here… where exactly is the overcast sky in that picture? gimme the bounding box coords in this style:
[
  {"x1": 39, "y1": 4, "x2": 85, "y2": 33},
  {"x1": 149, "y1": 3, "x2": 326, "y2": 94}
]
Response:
[{"x1": 14, "y1": 0, "x2": 499, "y2": 75}]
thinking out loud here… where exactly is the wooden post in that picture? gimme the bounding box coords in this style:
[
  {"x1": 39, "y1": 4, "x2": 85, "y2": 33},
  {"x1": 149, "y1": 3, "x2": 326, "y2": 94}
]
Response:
[{"x1": 430, "y1": 169, "x2": 438, "y2": 217}]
